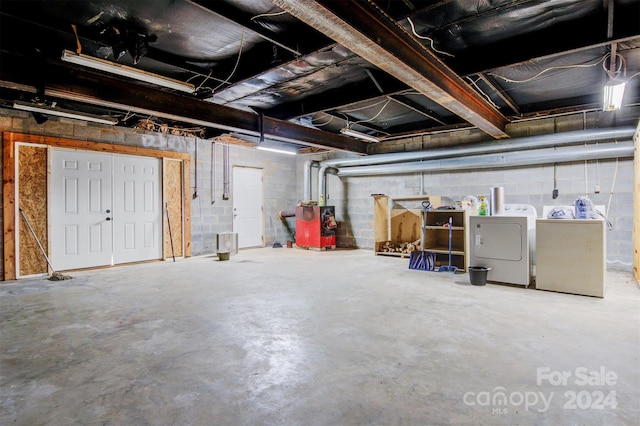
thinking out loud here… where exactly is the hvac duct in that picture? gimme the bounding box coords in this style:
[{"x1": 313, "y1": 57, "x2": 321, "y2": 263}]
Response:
[
  {"x1": 303, "y1": 160, "x2": 319, "y2": 200},
  {"x1": 322, "y1": 127, "x2": 635, "y2": 168},
  {"x1": 337, "y1": 141, "x2": 634, "y2": 177},
  {"x1": 318, "y1": 165, "x2": 338, "y2": 205}
]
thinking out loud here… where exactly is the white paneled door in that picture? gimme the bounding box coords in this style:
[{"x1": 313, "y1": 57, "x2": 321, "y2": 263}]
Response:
[
  {"x1": 232, "y1": 167, "x2": 264, "y2": 248},
  {"x1": 49, "y1": 150, "x2": 113, "y2": 270},
  {"x1": 112, "y1": 154, "x2": 162, "y2": 264},
  {"x1": 49, "y1": 150, "x2": 161, "y2": 271}
]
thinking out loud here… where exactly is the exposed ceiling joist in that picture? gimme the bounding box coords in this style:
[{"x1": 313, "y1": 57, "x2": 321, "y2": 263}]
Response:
[
  {"x1": 0, "y1": 53, "x2": 367, "y2": 154},
  {"x1": 265, "y1": 68, "x2": 408, "y2": 121},
  {"x1": 388, "y1": 95, "x2": 447, "y2": 125},
  {"x1": 272, "y1": 0, "x2": 509, "y2": 139},
  {"x1": 324, "y1": 110, "x2": 386, "y2": 134},
  {"x1": 447, "y1": 10, "x2": 640, "y2": 75},
  {"x1": 475, "y1": 73, "x2": 520, "y2": 116},
  {"x1": 191, "y1": 0, "x2": 304, "y2": 57}
]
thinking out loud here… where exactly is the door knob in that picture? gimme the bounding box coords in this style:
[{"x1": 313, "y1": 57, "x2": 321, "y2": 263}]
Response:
[
  {"x1": 106, "y1": 209, "x2": 111, "y2": 213},
  {"x1": 106, "y1": 217, "x2": 111, "y2": 221}
]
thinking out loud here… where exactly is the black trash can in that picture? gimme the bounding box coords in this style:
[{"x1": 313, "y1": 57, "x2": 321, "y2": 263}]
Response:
[{"x1": 468, "y1": 266, "x2": 491, "y2": 286}]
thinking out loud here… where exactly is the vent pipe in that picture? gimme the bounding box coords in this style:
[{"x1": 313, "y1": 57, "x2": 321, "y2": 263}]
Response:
[
  {"x1": 338, "y1": 141, "x2": 634, "y2": 177},
  {"x1": 318, "y1": 165, "x2": 338, "y2": 205},
  {"x1": 303, "y1": 160, "x2": 319, "y2": 201},
  {"x1": 322, "y1": 127, "x2": 635, "y2": 168}
]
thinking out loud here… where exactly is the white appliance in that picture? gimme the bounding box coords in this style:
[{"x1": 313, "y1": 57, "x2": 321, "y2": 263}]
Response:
[
  {"x1": 535, "y1": 218, "x2": 606, "y2": 297},
  {"x1": 468, "y1": 204, "x2": 537, "y2": 286}
]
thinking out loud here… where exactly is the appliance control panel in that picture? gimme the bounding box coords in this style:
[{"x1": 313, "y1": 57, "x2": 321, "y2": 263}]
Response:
[{"x1": 503, "y1": 204, "x2": 537, "y2": 217}]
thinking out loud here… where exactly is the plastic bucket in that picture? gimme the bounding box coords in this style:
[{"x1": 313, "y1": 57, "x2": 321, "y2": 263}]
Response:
[
  {"x1": 468, "y1": 266, "x2": 491, "y2": 286},
  {"x1": 217, "y1": 252, "x2": 230, "y2": 261}
]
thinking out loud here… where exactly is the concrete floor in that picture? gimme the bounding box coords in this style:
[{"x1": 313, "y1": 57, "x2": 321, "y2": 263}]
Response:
[{"x1": 1, "y1": 248, "x2": 639, "y2": 426}]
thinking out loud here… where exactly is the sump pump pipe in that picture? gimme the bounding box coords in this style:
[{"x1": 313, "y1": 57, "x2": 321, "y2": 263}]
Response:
[
  {"x1": 303, "y1": 160, "x2": 320, "y2": 201},
  {"x1": 337, "y1": 141, "x2": 634, "y2": 177},
  {"x1": 320, "y1": 126, "x2": 635, "y2": 168}
]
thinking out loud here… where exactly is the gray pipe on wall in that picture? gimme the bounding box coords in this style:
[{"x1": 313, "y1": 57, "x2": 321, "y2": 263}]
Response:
[
  {"x1": 321, "y1": 127, "x2": 635, "y2": 168},
  {"x1": 337, "y1": 141, "x2": 634, "y2": 177},
  {"x1": 318, "y1": 165, "x2": 338, "y2": 205},
  {"x1": 303, "y1": 160, "x2": 319, "y2": 200},
  {"x1": 222, "y1": 142, "x2": 230, "y2": 199}
]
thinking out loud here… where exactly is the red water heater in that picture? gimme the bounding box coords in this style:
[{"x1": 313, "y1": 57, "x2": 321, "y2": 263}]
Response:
[{"x1": 295, "y1": 205, "x2": 337, "y2": 249}]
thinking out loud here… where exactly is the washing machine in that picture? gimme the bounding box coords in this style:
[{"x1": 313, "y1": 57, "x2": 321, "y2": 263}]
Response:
[
  {"x1": 468, "y1": 204, "x2": 537, "y2": 286},
  {"x1": 535, "y1": 205, "x2": 607, "y2": 297}
]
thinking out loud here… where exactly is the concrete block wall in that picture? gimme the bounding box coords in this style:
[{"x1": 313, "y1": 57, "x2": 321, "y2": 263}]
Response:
[
  {"x1": 190, "y1": 141, "x2": 298, "y2": 254},
  {"x1": 318, "y1": 160, "x2": 634, "y2": 268},
  {"x1": 0, "y1": 108, "x2": 298, "y2": 279},
  {"x1": 298, "y1": 110, "x2": 638, "y2": 270}
]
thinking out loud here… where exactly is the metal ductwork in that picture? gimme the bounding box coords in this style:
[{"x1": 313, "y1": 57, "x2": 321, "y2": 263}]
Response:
[
  {"x1": 321, "y1": 127, "x2": 636, "y2": 168},
  {"x1": 318, "y1": 165, "x2": 338, "y2": 205},
  {"x1": 337, "y1": 141, "x2": 634, "y2": 177},
  {"x1": 303, "y1": 160, "x2": 320, "y2": 200}
]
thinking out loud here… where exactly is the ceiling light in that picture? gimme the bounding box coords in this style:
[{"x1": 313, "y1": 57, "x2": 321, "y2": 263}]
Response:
[
  {"x1": 603, "y1": 79, "x2": 626, "y2": 112},
  {"x1": 256, "y1": 146, "x2": 297, "y2": 155},
  {"x1": 340, "y1": 127, "x2": 380, "y2": 143},
  {"x1": 13, "y1": 101, "x2": 118, "y2": 125},
  {"x1": 61, "y1": 50, "x2": 195, "y2": 94}
]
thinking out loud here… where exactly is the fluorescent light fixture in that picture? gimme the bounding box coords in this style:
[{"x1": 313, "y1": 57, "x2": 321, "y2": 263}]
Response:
[
  {"x1": 61, "y1": 50, "x2": 195, "y2": 94},
  {"x1": 13, "y1": 101, "x2": 118, "y2": 125},
  {"x1": 340, "y1": 127, "x2": 380, "y2": 143},
  {"x1": 256, "y1": 146, "x2": 297, "y2": 155},
  {"x1": 603, "y1": 79, "x2": 626, "y2": 111}
]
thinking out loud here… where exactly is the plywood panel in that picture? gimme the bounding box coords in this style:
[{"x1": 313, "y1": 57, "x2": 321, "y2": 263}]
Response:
[
  {"x1": 18, "y1": 145, "x2": 48, "y2": 275},
  {"x1": 390, "y1": 209, "x2": 421, "y2": 243},
  {"x1": 373, "y1": 195, "x2": 389, "y2": 245},
  {"x1": 164, "y1": 159, "x2": 183, "y2": 258}
]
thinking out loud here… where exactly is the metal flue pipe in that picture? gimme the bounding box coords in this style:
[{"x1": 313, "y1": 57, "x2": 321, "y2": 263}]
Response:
[
  {"x1": 338, "y1": 141, "x2": 634, "y2": 177},
  {"x1": 318, "y1": 165, "x2": 338, "y2": 205},
  {"x1": 322, "y1": 127, "x2": 635, "y2": 168},
  {"x1": 303, "y1": 160, "x2": 319, "y2": 200}
]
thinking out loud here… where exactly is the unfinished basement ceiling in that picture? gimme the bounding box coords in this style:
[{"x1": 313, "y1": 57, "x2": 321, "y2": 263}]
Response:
[{"x1": 0, "y1": 0, "x2": 639, "y2": 153}]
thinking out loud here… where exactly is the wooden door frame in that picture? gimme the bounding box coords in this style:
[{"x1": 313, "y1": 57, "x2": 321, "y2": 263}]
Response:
[{"x1": 2, "y1": 132, "x2": 191, "y2": 280}]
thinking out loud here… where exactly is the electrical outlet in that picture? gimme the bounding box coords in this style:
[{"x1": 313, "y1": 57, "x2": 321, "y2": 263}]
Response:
[{"x1": 594, "y1": 184, "x2": 600, "y2": 194}]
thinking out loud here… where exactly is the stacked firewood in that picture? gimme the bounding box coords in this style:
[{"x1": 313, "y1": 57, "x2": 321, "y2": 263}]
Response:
[{"x1": 379, "y1": 239, "x2": 422, "y2": 254}]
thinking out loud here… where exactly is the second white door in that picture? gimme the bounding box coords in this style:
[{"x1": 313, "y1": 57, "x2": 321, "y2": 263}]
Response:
[
  {"x1": 112, "y1": 154, "x2": 162, "y2": 264},
  {"x1": 233, "y1": 167, "x2": 264, "y2": 248}
]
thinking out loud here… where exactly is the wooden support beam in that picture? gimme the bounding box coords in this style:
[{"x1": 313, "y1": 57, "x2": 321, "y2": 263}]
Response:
[
  {"x1": 0, "y1": 52, "x2": 368, "y2": 154},
  {"x1": 273, "y1": 0, "x2": 508, "y2": 139}
]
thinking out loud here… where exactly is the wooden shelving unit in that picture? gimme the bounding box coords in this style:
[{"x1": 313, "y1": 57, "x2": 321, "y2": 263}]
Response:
[
  {"x1": 373, "y1": 194, "x2": 442, "y2": 257},
  {"x1": 423, "y1": 209, "x2": 474, "y2": 271}
]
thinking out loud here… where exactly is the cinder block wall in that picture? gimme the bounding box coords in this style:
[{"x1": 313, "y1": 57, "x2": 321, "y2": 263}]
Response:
[
  {"x1": 298, "y1": 111, "x2": 638, "y2": 270},
  {"x1": 192, "y1": 142, "x2": 298, "y2": 253},
  {"x1": 0, "y1": 108, "x2": 298, "y2": 278}
]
